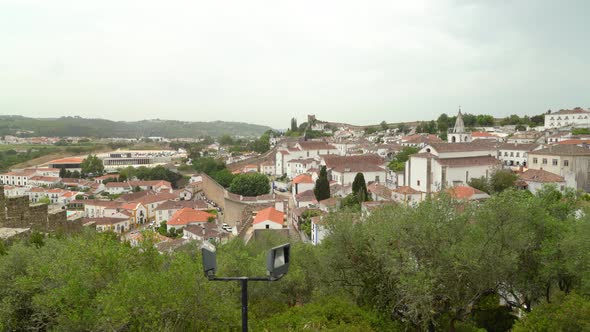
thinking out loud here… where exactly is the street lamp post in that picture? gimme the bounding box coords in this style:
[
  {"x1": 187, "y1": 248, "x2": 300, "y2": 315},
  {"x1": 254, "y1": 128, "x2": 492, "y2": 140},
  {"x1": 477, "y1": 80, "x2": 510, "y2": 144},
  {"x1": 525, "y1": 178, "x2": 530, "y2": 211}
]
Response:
[{"x1": 201, "y1": 243, "x2": 291, "y2": 332}]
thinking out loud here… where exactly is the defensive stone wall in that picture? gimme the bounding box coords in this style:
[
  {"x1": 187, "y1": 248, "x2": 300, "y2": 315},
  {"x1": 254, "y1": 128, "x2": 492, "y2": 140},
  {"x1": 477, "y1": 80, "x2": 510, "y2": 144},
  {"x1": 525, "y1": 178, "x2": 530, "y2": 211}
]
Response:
[
  {"x1": 198, "y1": 174, "x2": 278, "y2": 228},
  {"x1": 0, "y1": 185, "x2": 75, "y2": 233}
]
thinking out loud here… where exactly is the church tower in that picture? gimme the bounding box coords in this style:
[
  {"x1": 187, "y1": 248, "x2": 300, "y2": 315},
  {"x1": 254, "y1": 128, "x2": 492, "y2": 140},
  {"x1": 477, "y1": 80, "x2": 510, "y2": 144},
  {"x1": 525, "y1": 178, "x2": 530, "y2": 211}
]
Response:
[{"x1": 447, "y1": 108, "x2": 472, "y2": 143}]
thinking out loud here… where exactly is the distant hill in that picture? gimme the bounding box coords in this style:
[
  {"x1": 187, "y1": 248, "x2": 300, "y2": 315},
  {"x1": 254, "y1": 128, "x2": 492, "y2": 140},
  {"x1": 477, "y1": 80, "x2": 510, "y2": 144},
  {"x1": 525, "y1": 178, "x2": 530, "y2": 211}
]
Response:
[{"x1": 0, "y1": 116, "x2": 271, "y2": 138}]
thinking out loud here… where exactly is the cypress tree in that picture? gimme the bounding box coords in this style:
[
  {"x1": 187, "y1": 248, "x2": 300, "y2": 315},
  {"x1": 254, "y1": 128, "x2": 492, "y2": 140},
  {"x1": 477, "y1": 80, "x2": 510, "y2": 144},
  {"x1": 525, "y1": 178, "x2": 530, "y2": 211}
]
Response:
[
  {"x1": 352, "y1": 172, "x2": 368, "y2": 202},
  {"x1": 314, "y1": 166, "x2": 330, "y2": 201}
]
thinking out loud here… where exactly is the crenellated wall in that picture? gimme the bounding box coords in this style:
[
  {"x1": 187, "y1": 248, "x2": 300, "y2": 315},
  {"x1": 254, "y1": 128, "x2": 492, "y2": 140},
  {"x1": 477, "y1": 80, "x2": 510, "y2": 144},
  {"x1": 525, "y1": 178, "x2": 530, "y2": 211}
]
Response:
[{"x1": 0, "y1": 185, "x2": 77, "y2": 233}]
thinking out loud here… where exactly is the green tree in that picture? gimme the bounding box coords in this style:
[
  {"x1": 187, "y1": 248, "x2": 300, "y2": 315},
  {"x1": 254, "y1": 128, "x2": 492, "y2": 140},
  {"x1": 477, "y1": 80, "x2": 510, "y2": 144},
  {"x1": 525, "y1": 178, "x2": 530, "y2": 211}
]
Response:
[
  {"x1": 37, "y1": 196, "x2": 51, "y2": 205},
  {"x1": 313, "y1": 166, "x2": 330, "y2": 201},
  {"x1": 352, "y1": 172, "x2": 369, "y2": 203},
  {"x1": 192, "y1": 157, "x2": 226, "y2": 175},
  {"x1": 211, "y1": 168, "x2": 235, "y2": 188},
  {"x1": 572, "y1": 128, "x2": 590, "y2": 135},
  {"x1": 218, "y1": 135, "x2": 234, "y2": 146},
  {"x1": 512, "y1": 293, "x2": 590, "y2": 332},
  {"x1": 380, "y1": 121, "x2": 389, "y2": 131},
  {"x1": 397, "y1": 123, "x2": 410, "y2": 135},
  {"x1": 437, "y1": 113, "x2": 450, "y2": 134},
  {"x1": 467, "y1": 176, "x2": 491, "y2": 194},
  {"x1": 80, "y1": 154, "x2": 104, "y2": 176},
  {"x1": 489, "y1": 169, "x2": 517, "y2": 193},
  {"x1": 229, "y1": 173, "x2": 270, "y2": 196},
  {"x1": 387, "y1": 146, "x2": 419, "y2": 172},
  {"x1": 290, "y1": 117, "x2": 298, "y2": 132}
]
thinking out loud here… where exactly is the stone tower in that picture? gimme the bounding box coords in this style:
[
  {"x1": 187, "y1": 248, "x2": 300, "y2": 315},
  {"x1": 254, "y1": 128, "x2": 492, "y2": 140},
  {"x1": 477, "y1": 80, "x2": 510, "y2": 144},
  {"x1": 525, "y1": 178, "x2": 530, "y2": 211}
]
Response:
[{"x1": 448, "y1": 108, "x2": 472, "y2": 143}]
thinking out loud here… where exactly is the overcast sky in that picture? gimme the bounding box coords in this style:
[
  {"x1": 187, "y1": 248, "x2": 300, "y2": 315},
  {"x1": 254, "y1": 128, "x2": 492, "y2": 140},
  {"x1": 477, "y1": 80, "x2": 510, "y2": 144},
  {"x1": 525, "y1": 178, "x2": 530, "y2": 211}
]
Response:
[{"x1": 1, "y1": 0, "x2": 589, "y2": 129}]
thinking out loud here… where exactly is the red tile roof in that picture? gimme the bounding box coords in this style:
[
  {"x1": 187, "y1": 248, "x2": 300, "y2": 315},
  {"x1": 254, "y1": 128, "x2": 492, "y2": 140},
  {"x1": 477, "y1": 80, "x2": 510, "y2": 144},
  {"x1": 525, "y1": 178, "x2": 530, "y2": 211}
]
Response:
[
  {"x1": 393, "y1": 186, "x2": 422, "y2": 195},
  {"x1": 436, "y1": 156, "x2": 501, "y2": 167},
  {"x1": 529, "y1": 145, "x2": 590, "y2": 156},
  {"x1": 322, "y1": 154, "x2": 385, "y2": 173},
  {"x1": 48, "y1": 157, "x2": 84, "y2": 164},
  {"x1": 445, "y1": 185, "x2": 488, "y2": 200},
  {"x1": 553, "y1": 107, "x2": 590, "y2": 115},
  {"x1": 556, "y1": 139, "x2": 586, "y2": 145},
  {"x1": 519, "y1": 169, "x2": 565, "y2": 183},
  {"x1": 297, "y1": 140, "x2": 337, "y2": 150},
  {"x1": 428, "y1": 141, "x2": 497, "y2": 153},
  {"x1": 471, "y1": 132, "x2": 495, "y2": 137},
  {"x1": 253, "y1": 207, "x2": 284, "y2": 225},
  {"x1": 402, "y1": 134, "x2": 442, "y2": 144},
  {"x1": 29, "y1": 176, "x2": 60, "y2": 182},
  {"x1": 293, "y1": 174, "x2": 314, "y2": 184},
  {"x1": 167, "y1": 208, "x2": 215, "y2": 226}
]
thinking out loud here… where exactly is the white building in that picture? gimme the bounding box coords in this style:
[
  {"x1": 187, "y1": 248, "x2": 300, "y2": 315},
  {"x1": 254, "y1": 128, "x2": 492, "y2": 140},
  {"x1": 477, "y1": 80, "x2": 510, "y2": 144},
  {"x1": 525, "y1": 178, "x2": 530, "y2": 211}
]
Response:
[
  {"x1": 252, "y1": 207, "x2": 284, "y2": 230},
  {"x1": 497, "y1": 143, "x2": 541, "y2": 167},
  {"x1": 518, "y1": 169, "x2": 566, "y2": 194},
  {"x1": 275, "y1": 140, "x2": 338, "y2": 176},
  {"x1": 285, "y1": 158, "x2": 318, "y2": 179},
  {"x1": 404, "y1": 142, "x2": 500, "y2": 194},
  {"x1": 321, "y1": 154, "x2": 387, "y2": 186},
  {"x1": 544, "y1": 108, "x2": 590, "y2": 129},
  {"x1": 527, "y1": 145, "x2": 590, "y2": 192}
]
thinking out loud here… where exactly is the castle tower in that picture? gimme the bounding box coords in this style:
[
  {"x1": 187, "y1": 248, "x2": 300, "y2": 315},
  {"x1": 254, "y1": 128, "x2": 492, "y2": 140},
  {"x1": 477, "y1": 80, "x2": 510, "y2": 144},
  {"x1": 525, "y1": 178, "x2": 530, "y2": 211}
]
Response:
[{"x1": 448, "y1": 108, "x2": 472, "y2": 143}]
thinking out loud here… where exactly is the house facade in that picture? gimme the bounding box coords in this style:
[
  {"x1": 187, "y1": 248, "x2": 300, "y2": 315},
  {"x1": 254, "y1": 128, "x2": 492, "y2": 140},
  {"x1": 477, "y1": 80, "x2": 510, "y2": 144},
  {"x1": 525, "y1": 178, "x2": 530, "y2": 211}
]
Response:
[
  {"x1": 544, "y1": 108, "x2": 590, "y2": 129},
  {"x1": 527, "y1": 145, "x2": 590, "y2": 191}
]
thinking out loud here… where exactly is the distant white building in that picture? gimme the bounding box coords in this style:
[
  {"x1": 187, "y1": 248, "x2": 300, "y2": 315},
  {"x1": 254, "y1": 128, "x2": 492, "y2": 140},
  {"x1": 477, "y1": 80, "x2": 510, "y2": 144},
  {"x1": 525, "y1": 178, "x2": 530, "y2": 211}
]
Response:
[
  {"x1": 275, "y1": 140, "x2": 338, "y2": 176},
  {"x1": 497, "y1": 143, "x2": 541, "y2": 167},
  {"x1": 544, "y1": 108, "x2": 590, "y2": 129}
]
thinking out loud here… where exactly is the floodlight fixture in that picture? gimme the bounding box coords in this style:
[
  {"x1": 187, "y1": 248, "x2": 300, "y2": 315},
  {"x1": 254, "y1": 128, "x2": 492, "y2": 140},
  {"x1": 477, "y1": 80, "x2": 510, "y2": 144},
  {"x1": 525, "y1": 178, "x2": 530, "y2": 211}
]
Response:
[{"x1": 201, "y1": 242, "x2": 291, "y2": 332}]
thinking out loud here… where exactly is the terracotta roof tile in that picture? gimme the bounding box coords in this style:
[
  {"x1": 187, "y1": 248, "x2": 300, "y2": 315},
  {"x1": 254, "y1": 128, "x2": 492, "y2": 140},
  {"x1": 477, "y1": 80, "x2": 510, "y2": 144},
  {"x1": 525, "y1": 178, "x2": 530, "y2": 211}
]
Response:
[
  {"x1": 293, "y1": 174, "x2": 314, "y2": 184},
  {"x1": 529, "y1": 145, "x2": 590, "y2": 156},
  {"x1": 437, "y1": 156, "x2": 501, "y2": 167},
  {"x1": 253, "y1": 207, "x2": 284, "y2": 225},
  {"x1": 519, "y1": 169, "x2": 565, "y2": 183},
  {"x1": 167, "y1": 208, "x2": 215, "y2": 226}
]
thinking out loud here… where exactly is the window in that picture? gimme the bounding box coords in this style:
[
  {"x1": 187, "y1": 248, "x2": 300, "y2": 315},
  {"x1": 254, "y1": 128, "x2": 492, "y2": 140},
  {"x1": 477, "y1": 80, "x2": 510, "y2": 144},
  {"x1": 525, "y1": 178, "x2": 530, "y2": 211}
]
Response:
[
  {"x1": 510, "y1": 152, "x2": 514, "y2": 157},
  {"x1": 533, "y1": 158, "x2": 538, "y2": 164},
  {"x1": 564, "y1": 160, "x2": 569, "y2": 167},
  {"x1": 504, "y1": 152, "x2": 508, "y2": 156},
  {"x1": 375, "y1": 176, "x2": 380, "y2": 182},
  {"x1": 265, "y1": 224, "x2": 270, "y2": 229},
  {"x1": 417, "y1": 180, "x2": 421, "y2": 186},
  {"x1": 552, "y1": 159, "x2": 558, "y2": 166},
  {"x1": 542, "y1": 158, "x2": 547, "y2": 164},
  {"x1": 516, "y1": 152, "x2": 520, "y2": 157}
]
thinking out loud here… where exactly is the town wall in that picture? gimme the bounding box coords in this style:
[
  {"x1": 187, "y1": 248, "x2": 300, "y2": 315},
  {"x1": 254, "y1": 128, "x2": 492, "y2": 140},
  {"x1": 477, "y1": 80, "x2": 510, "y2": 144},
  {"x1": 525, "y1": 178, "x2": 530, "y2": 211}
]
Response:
[
  {"x1": 198, "y1": 174, "x2": 278, "y2": 230},
  {"x1": 0, "y1": 185, "x2": 73, "y2": 233}
]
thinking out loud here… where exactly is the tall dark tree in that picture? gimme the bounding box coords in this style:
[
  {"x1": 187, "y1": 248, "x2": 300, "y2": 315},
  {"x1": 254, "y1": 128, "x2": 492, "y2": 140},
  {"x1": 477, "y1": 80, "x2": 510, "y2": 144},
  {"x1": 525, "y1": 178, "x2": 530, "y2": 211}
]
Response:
[
  {"x1": 290, "y1": 118, "x2": 298, "y2": 132},
  {"x1": 352, "y1": 173, "x2": 368, "y2": 202},
  {"x1": 313, "y1": 166, "x2": 330, "y2": 201}
]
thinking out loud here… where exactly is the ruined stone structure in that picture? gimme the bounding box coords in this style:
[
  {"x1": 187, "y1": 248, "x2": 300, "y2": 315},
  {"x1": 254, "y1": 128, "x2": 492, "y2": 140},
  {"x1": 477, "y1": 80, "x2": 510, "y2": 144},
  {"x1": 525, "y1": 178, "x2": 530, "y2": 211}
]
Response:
[{"x1": 0, "y1": 185, "x2": 82, "y2": 233}]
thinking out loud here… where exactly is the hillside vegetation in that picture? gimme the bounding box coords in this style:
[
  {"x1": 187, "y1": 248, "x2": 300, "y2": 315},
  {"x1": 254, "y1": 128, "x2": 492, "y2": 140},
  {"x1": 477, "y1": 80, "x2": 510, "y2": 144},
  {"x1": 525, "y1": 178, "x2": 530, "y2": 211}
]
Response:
[
  {"x1": 1, "y1": 187, "x2": 589, "y2": 331},
  {"x1": 0, "y1": 115, "x2": 271, "y2": 138}
]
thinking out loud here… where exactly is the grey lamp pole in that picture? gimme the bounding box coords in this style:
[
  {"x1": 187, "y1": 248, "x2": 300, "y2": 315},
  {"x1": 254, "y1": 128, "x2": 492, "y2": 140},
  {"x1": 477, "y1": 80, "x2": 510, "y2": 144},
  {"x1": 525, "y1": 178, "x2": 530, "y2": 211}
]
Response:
[{"x1": 202, "y1": 243, "x2": 290, "y2": 332}]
